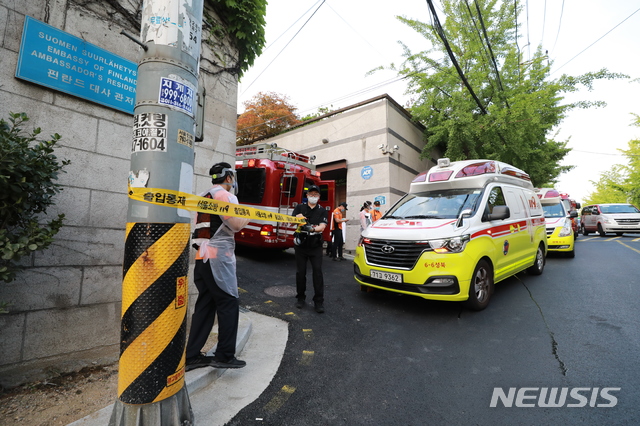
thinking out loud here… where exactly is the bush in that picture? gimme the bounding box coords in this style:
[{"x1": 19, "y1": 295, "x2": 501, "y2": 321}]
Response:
[{"x1": 0, "y1": 112, "x2": 69, "y2": 286}]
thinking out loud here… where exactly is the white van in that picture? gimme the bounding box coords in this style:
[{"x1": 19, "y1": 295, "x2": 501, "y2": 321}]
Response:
[
  {"x1": 580, "y1": 203, "x2": 640, "y2": 236},
  {"x1": 354, "y1": 158, "x2": 547, "y2": 310}
]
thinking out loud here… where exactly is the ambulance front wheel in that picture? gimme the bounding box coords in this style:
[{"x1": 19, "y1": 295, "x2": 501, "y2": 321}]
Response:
[{"x1": 463, "y1": 259, "x2": 493, "y2": 311}]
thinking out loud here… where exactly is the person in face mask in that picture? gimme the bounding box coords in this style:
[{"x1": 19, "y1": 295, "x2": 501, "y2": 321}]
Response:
[
  {"x1": 186, "y1": 162, "x2": 250, "y2": 371},
  {"x1": 371, "y1": 200, "x2": 383, "y2": 223},
  {"x1": 292, "y1": 185, "x2": 328, "y2": 313}
]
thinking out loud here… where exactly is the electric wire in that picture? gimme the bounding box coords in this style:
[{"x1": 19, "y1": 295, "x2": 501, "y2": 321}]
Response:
[
  {"x1": 550, "y1": 0, "x2": 565, "y2": 54},
  {"x1": 262, "y1": 0, "x2": 324, "y2": 53},
  {"x1": 425, "y1": 0, "x2": 488, "y2": 114},
  {"x1": 552, "y1": 6, "x2": 640, "y2": 74},
  {"x1": 240, "y1": 0, "x2": 326, "y2": 97},
  {"x1": 473, "y1": 0, "x2": 510, "y2": 108}
]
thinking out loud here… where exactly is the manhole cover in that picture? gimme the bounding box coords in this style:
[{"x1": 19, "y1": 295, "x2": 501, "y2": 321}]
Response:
[{"x1": 264, "y1": 285, "x2": 297, "y2": 298}]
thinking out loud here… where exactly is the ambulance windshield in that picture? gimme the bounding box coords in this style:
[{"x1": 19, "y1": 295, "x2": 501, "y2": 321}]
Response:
[
  {"x1": 386, "y1": 189, "x2": 482, "y2": 220},
  {"x1": 542, "y1": 202, "x2": 566, "y2": 218}
]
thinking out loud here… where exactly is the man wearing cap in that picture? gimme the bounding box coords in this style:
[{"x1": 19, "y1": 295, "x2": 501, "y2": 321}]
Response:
[
  {"x1": 330, "y1": 202, "x2": 349, "y2": 261},
  {"x1": 372, "y1": 200, "x2": 383, "y2": 223},
  {"x1": 292, "y1": 185, "x2": 328, "y2": 313}
]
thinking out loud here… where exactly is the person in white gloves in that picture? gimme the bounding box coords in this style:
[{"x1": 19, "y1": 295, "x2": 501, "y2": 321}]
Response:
[{"x1": 186, "y1": 162, "x2": 250, "y2": 371}]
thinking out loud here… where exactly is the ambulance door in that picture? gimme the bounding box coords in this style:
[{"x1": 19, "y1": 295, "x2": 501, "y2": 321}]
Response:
[
  {"x1": 483, "y1": 186, "x2": 524, "y2": 280},
  {"x1": 503, "y1": 188, "x2": 530, "y2": 269}
]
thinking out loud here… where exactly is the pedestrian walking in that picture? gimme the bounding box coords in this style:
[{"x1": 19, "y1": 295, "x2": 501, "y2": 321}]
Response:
[
  {"x1": 330, "y1": 202, "x2": 348, "y2": 261},
  {"x1": 292, "y1": 185, "x2": 328, "y2": 313},
  {"x1": 186, "y1": 162, "x2": 250, "y2": 371}
]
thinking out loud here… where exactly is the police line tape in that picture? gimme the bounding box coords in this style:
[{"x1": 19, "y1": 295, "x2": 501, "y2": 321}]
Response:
[{"x1": 128, "y1": 187, "x2": 307, "y2": 224}]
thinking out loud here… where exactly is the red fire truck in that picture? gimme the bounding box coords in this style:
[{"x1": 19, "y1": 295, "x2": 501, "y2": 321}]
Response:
[{"x1": 234, "y1": 143, "x2": 335, "y2": 249}]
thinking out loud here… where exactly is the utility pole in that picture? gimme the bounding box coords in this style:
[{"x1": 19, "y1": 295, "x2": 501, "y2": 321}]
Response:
[{"x1": 110, "y1": 0, "x2": 204, "y2": 424}]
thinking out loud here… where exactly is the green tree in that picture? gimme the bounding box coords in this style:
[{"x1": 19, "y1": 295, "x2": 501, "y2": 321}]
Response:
[
  {"x1": 389, "y1": 0, "x2": 626, "y2": 186},
  {"x1": 301, "y1": 105, "x2": 335, "y2": 122},
  {"x1": 583, "y1": 166, "x2": 629, "y2": 205},
  {"x1": 584, "y1": 116, "x2": 640, "y2": 206},
  {"x1": 0, "y1": 112, "x2": 69, "y2": 286}
]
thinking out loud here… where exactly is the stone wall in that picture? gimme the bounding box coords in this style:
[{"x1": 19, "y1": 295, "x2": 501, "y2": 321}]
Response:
[{"x1": 0, "y1": 0, "x2": 239, "y2": 388}]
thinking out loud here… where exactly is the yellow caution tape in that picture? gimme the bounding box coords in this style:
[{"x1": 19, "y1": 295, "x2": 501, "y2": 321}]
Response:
[{"x1": 128, "y1": 186, "x2": 306, "y2": 224}]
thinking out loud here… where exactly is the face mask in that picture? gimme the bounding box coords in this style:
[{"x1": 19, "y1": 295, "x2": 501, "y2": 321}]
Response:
[
  {"x1": 307, "y1": 196, "x2": 319, "y2": 204},
  {"x1": 375, "y1": 207, "x2": 380, "y2": 211}
]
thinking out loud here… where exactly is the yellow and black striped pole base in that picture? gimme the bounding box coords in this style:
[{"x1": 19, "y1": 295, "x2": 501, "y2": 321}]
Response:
[{"x1": 110, "y1": 222, "x2": 193, "y2": 425}]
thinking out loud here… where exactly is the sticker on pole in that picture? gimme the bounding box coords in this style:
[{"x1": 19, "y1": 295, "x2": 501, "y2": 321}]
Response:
[
  {"x1": 132, "y1": 113, "x2": 167, "y2": 153},
  {"x1": 159, "y1": 76, "x2": 195, "y2": 116}
]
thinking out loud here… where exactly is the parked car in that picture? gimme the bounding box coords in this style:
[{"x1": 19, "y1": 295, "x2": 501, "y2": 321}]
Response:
[{"x1": 580, "y1": 203, "x2": 640, "y2": 236}]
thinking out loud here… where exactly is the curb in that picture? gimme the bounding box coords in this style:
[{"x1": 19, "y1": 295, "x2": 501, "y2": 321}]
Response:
[{"x1": 68, "y1": 311, "x2": 253, "y2": 426}]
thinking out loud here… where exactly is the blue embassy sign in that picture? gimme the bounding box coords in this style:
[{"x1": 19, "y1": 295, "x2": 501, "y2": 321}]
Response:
[{"x1": 15, "y1": 16, "x2": 138, "y2": 114}]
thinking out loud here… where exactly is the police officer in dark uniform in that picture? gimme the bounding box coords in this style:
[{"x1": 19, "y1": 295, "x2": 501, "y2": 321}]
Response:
[{"x1": 292, "y1": 185, "x2": 328, "y2": 313}]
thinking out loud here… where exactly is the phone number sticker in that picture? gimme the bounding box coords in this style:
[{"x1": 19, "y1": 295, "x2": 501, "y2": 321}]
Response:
[
  {"x1": 132, "y1": 112, "x2": 167, "y2": 153},
  {"x1": 159, "y1": 76, "x2": 194, "y2": 116}
]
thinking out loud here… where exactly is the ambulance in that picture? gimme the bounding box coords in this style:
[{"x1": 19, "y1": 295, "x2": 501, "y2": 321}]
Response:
[
  {"x1": 536, "y1": 188, "x2": 577, "y2": 258},
  {"x1": 354, "y1": 158, "x2": 547, "y2": 310}
]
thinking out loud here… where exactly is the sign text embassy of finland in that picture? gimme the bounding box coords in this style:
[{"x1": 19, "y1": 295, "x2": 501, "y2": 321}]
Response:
[{"x1": 16, "y1": 16, "x2": 138, "y2": 114}]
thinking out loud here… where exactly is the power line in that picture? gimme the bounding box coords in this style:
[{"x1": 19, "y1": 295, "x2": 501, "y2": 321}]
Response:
[
  {"x1": 240, "y1": 0, "x2": 326, "y2": 97},
  {"x1": 473, "y1": 0, "x2": 510, "y2": 108},
  {"x1": 550, "y1": 0, "x2": 565, "y2": 54},
  {"x1": 425, "y1": 0, "x2": 488, "y2": 114},
  {"x1": 262, "y1": 0, "x2": 324, "y2": 53},
  {"x1": 552, "y1": 6, "x2": 640, "y2": 74}
]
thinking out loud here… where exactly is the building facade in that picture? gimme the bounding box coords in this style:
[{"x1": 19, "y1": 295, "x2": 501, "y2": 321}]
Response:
[{"x1": 260, "y1": 95, "x2": 438, "y2": 251}]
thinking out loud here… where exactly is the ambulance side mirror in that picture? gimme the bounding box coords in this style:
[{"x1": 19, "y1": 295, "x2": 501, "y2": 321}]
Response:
[
  {"x1": 455, "y1": 209, "x2": 473, "y2": 228},
  {"x1": 569, "y1": 211, "x2": 578, "y2": 218},
  {"x1": 487, "y1": 205, "x2": 510, "y2": 221}
]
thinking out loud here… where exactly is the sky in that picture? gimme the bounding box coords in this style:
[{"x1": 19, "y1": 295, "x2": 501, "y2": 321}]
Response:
[{"x1": 237, "y1": 0, "x2": 640, "y2": 204}]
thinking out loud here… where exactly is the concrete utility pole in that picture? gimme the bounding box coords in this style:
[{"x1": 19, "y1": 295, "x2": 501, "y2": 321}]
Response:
[{"x1": 110, "y1": 0, "x2": 204, "y2": 424}]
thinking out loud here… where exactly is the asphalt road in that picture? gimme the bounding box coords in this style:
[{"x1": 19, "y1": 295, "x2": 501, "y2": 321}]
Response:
[{"x1": 229, "y1": 236, "x2": 640, "y2": 425}]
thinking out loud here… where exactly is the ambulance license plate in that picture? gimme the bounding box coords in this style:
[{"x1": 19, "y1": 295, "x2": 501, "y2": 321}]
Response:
[{"x1": 370, "y1": 270, "x2": 402, "y2": 283}]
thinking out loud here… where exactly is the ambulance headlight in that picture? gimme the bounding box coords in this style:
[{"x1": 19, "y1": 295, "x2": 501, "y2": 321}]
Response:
[
  {"x1": 558, "y1": 219, "x2": 573, "y2": 237},
  {"x1": 429, "y1": 235, "x2": 470, "y2": 253}
]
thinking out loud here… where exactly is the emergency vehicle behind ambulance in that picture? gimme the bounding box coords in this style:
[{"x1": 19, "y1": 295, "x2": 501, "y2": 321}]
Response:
[
  {"x1": 354, "y1": 158, "x2": 547, "y2": 310},
  {"x1": 234, "y1": 143, "x2": 335, "y2": 249},
  {"x1": 537, "y1": 188, "x2": 577, "y2": 258}
]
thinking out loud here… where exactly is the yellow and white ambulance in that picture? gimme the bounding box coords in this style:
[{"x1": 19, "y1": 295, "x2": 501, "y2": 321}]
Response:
[
  {"x1": 354, "y1": 158, "x2": 547, "y2": 310},
  {"x1": 536, "y1": 188, "x2": 576, "y2": 258}
]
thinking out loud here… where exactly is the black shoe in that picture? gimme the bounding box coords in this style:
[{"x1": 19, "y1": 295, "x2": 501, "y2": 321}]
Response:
[
  {"x1": 212, "y1": 357, "x2": 246, "y2": 369},
  {"x1": 296, "y1": 299, "x2": 305, "y2": 309},
  {"x1": 332, "y1": 257, "x2": 339, "y2": 261},
  {"x1": 338, "y1": 257, "x2": 346, "y2": 261},
  {"x1": 185, "y1": 353, "x2": 216, "y2": 372},
  {"x1": 314, "y1": 303, "x2": 325, "y2": 313}
]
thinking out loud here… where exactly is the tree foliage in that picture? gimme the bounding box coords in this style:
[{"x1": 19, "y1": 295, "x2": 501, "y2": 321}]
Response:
[
  {"x1": 236, "y1": 91, "x2": 301, "y2": 145},
  {"x1": 206, "y1": 0, "x2": 267, "y2": 76},
  {"x1": 301, "y1": 105, "x2": 335, "y2": 122},
  {"x1": 584, "y1": 115, "x2": 640, "y2": 206},
  {"x1": 0, "y1": 113, "x2": 69, "y2": 284},
  {"x1": 392, "y1": 0, "x2": 627, "y2": 186}
]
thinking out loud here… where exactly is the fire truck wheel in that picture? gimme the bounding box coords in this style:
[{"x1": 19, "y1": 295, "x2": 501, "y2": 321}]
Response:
[{"x1": 464, "y1": 259, "x2": 493, "y2": 311}]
